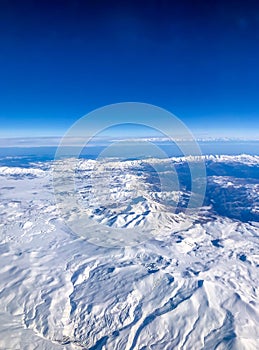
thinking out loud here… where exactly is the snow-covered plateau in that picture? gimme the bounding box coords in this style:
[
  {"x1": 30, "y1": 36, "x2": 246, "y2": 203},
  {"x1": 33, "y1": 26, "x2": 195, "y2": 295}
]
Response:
[{"x1": 0, "y1": 155, "x2": 258, "y2": 349}]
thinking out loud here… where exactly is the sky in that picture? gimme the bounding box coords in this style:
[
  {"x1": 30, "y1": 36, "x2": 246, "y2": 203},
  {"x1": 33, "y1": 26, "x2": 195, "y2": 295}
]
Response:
[{"x1": 0, "y1": 0, "x2": 259, "y2": 140}]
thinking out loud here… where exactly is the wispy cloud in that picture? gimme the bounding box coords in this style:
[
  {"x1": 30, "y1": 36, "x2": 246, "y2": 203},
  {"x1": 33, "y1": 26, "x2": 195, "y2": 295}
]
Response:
[{"x1": 0, "y1": 135, "x2": 258, "y2": 148}]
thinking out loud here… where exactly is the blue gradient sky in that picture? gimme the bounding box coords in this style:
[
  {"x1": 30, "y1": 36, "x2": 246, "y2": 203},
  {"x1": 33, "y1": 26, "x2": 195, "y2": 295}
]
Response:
[{"x1": 0, "y1": 0, "x2": 259, "y2": 139}]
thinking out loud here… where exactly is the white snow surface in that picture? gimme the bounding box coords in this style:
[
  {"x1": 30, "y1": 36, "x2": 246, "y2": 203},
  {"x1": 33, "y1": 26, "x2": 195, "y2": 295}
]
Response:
[{"x1": 0, "y1": 155, "x2": 258, "y2": 349}]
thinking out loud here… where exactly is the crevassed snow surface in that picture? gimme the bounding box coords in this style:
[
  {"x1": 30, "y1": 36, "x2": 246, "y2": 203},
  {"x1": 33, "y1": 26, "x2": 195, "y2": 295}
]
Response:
[{"x1": 0, "y1": 155, "x2": 258, "y2": 349}]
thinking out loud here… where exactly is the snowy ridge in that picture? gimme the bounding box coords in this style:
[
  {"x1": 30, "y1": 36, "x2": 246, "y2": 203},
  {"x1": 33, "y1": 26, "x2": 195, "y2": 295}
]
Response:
[
  {"x1": 75, "y1": 154, "x2": 259, "y2": 167},
  {"x1": 0, "y1": 166, "x2": 46, "y2": 177},
  {"x1": 0, "y1": 153, "x2": 258, "y2": 176}
]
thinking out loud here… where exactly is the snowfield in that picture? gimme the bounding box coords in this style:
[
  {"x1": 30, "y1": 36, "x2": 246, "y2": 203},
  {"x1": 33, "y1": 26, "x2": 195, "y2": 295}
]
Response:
[{"x1": 0, "y1": 155, "x2": 258, "y2": 349}]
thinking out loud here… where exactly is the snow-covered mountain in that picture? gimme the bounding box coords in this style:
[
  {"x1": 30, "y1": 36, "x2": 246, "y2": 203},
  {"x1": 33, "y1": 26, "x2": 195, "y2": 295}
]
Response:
[{"x1": 0, "y1": 155, "x2": 258, "y2": 349}]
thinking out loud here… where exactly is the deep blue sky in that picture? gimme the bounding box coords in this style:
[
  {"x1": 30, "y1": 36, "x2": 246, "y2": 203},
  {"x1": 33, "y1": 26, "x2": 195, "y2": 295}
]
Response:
[{"x1": 0, "y1": 0, "x2": 259, "y2": 138}]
